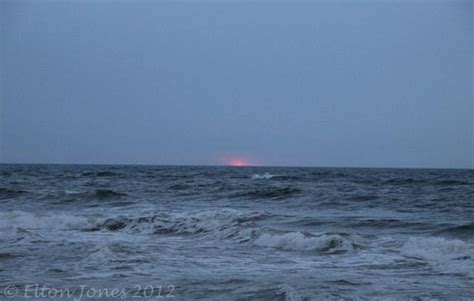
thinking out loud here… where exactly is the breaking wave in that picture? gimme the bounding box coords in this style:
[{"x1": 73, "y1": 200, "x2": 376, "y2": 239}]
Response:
[
  {"x1": 0, "y1": 211, "x2": 91, "y2": 243},
  {"x1": 84, "y1": 209, "x2": 357, "y2": 254},
  {"x1": 89, "y1": 209, "x2": 270, "y2": 238},
  {"x1": 251, "y1": 173, "x2": 276, "y2": 180},
  {"x1": 401, "y1": 237, "x2": 474, "y2": 278},
  {"x1": 0, "y1": 211, "x2": 91, "y2": 231},
  {"x1": 277, "y1": 285, "x2": 317, "y2": 301},
  {"x1": 253, "y1": 231, "x2": 354, "y2": 253}
]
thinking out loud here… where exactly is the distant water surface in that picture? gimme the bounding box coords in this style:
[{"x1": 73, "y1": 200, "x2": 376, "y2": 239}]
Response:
[{"x1": 0, "y1": 165, "x2": 473, "y2": 300}]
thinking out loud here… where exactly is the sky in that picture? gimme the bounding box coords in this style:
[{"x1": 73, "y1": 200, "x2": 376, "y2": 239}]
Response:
[{"x1": 0, "y1": 0, "x2": 472, "y2": 168}]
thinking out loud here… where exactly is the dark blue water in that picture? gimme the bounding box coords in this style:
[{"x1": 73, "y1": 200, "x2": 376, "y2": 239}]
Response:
[{"x1": 1, "y1": 165, "x2": 473, "y2": 300}]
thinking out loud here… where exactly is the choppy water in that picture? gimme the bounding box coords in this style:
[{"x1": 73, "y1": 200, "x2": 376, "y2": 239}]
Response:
[{"x1": 1, "y1": 164, "x2": 473, "y2": 300}]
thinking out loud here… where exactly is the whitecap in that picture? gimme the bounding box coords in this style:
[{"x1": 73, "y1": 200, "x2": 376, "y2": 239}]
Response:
[
  {"x1": 253, "y1": 231, "x2": 353, "y2": 252},
  {"x1": 251, "y1": 173, "x2": 275, "y2": 180},
  {"x1": 0, "y1": 211, "x2": 91, "y2": 231},
  {"x1": 277, "y1": 284, "x2": 318, "y2": 301},
  {"x1": 93, "y1": 208, "x2": 271, "y2": 240},
  {"x1": 401, "y1": 236, "x2": 474, "y2": 277},
  {"x1": 0, "y1": 210, "x2": 94, "y2": 243}
]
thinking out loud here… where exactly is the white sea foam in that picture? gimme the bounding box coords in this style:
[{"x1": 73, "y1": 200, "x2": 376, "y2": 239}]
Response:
[
  {"x1": 251, "y1": 172, "x2": 275, "y2": 180},
  {"x1": 253, "y1": 231, "x2": 352, "y2": 252},
  {"x1": 91, "y1": 209, "x2": 356, "y2": 253},
  {"x1": 93, "y1": 208, "x2": 270, "y2": 242},
  {"x1": 278, "y1": 285, "x2": 318, "y2": 301},
  {"x1": 401, "y1": 237, "x2": 474, "y2": 277},
  {"x1": 64, "y1": 190, "x2": 83, "y2": 195},
  {"x1": 0, "y1": 210, "x2": 95, "y2": 244},
  {"x1": 0, "y1": 211, "x2": 91, "y2": 231},
  {"x1": 278, "y1": 284, "x2": 366, "y2": 301},
  {"x1": 87, "y1": 208, "x2": 359, "y2": 255}
]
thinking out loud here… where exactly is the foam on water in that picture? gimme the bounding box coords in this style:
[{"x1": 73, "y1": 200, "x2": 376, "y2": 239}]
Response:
[
  {"x1": 0, "y1": 211, "x2": 94, "y2": 245},
  {"x1": 91, "y1": 208, "x2": 271, "y2": 238},
  {"x1": 277, "y1": 284, "x2": 318, "y2": 301},
  {"x1": 253, "y1": 231, "x2": 353, "y2": 252},
  {"x1": 1, "y1": 208, "x2": 357, "y2": 256},
  {"x1": 1, "y1": 165, "x2": 473, "y2": 300},
  {"x1": 401, "y1": 236, "x2": 474, "y2": 277},
  {"x1": 251, "y1": 172, "x2": 276, "y2": 180},
  {"x1": 0, "y1": 210, "x2": 91, "y2": 232}
]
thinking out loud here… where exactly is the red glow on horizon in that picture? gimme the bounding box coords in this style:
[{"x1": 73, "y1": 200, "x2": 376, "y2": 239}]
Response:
[
  {"x1": 228, "y1": 158, "x2": 250, "y2": 167},
  {"x1": 215, "y1": 153, "x2": 258, "y2": 166}
]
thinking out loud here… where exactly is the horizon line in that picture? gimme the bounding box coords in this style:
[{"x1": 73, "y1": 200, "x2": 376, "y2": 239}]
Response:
[{"x1": 0, "y1": 161, "x2": 472, "y2": 171}]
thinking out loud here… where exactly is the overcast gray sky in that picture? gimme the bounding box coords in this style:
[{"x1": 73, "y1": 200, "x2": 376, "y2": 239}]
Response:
[{"x1": 1, "y1": 0, "x2": 472, "y2": 168}]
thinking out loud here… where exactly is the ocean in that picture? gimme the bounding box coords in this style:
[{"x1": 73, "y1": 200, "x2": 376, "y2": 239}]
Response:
[{"x1": 0, "y1": 164, "x2": 473, "y2": 300}]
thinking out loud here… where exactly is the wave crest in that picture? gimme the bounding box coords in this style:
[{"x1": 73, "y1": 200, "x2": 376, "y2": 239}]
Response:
[
  {"x1": 0, "y1": 211, "x2": 91, "y2": 242},
  {"x1": 91, "y1": 209, "x2": 270, "y2": 239},
  {"x1": 253, "y1": 231, "x2": 353, "y2": 253},
  {"x1": 401, "y1": 237, "x2": 474, "y2": 277},
  {"x1": 251, "y1": 173, "x2": 276, "y2": 180},
  {"x1": 89, "y1": 209, "x2": 356, "y2": 254}
]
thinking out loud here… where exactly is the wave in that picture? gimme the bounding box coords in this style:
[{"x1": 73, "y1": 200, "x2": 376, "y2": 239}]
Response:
[
  {"x1": 436, "y1": 222, "x2": 474, "y2": 239},
  {"x1": 1, "y1": 170, "x2": 12, "y2": 176},
  {"x1": 0, "y1": 211, "x2": 91, "y2": 231},
  {"x1": 86, "y1": 209, "x2": 358, "y2": 254},
  {"x1": 251, "y1": 173, "x2": 276, "y2": 180},
  {"x1": 89, "y1": 209, "x2": 270, "y2": 238},
  {"x1": 434, "y1": 180, "x2": 472, "y2": 186},
  {"x1": 168, "y1": 184, "x2": 191, "y2": 191},
  {"x1": 84, "y1": 241, "x2": 150, "y2": 264},
  {"x1": 348, "y1": 219, "x2": 429, "y2": 229},
  {"x1": 94, "y1": 189, "x2": 127, "y2": 199},
  {"x1": 0, "y1": 187, "x2": 27, "y2": 200},
  {"x1": 0, "y1": 211, "x2": 92, "y2": 243},
  {"x1": 37, "y1": 189, "x2": 127, "y2": 202},
  {"x1": 253, "y1": 231, "x2": 353, "y2": 253},
  {"x1": 230, "y1": 186, "x2": 301, "y2": 199},
  {"x1": 0, "y1": 252, "x2": 17, "y2": 259},
  {"x1": 81, "y1": 171, "x2": 123, "y2": 177},
  {"x1": 250, "y1": 173, "x2": 304, "y2": 181},
  {"x1": 277, "y1": 285, "x2": 317, "y2": 301},
  {"x1": 350, "y1": 194, "x2": 378, "y2": 202},
  {"x1": 1, "y1": 208, "x2": 361, "y2": 258},
  {"x1": 401, "y1": 237, "x2": 474, "y2": 278},
  {"x1": 382, "y1": 178, "x2": 471, "y2": 187},
  {"x1": 382, "y1": 178, "x2": 425, "y2": 185},
  {"x1": 0, "y1": 209, "x2": 257, "y2": 239}
]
